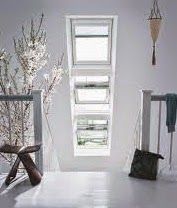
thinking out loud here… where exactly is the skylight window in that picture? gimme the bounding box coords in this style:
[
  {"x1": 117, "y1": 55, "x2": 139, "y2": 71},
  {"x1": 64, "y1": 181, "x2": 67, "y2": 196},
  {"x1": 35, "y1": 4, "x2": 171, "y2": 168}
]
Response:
[
  {"x1": 74, "y1": 76, "x2": 110, "y2": 104},
  {"x1": 75, "y1": 88, "x2": 109, "y2": 104},
  {"x1": 66, "y1": 15, "x2": 117, "y2": 156},
  {"x1": 77, "y1": 130, "x2": 108, "y2": 149},
  {"x1": 75, "y1": 32, "x2": 108, "y2": 62},
  {"x1": 71, "y1": 19, "x2": 112, "y2": 65},
  {"x1": 77, "y1": 118, "x2": 109, "y2": 149}
]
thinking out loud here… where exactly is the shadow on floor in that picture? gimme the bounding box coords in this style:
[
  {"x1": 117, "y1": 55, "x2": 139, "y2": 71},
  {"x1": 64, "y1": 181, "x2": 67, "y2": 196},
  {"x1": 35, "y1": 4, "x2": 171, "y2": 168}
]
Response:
[{"x1": 0, "y1": 175, "x2": 33, "y2": 208}]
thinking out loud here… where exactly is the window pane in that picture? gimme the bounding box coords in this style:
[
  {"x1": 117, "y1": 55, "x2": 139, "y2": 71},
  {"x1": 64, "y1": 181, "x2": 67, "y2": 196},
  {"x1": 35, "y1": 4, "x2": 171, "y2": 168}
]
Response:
[
  {"x1": 77, "y1": 119, "x2": 108, "y2": 126},
  {"x1": 77, "y1": 130, "x2": 108, "y2": 149},
  {"x1": 75, "y1": 38, "x2": 108, "y2": 62},
  {"x1": 77, "y1": 118, "x2": 108, "y2": 149},
  {"x1": 76, "y1": 88, "x2": 109, "y2": 104},
  {"x1": 75, "y1": 26, "x2": 109, "y2": 36},
  {"x1": 75, "y1": 76, "x2": 110, "y2": 104},
  {"x1": 77, "y1": 118, "x2": 108, "y2": 130},
  {"x1": 74, "y1": 25, "x2": 109, "y2": 62}
]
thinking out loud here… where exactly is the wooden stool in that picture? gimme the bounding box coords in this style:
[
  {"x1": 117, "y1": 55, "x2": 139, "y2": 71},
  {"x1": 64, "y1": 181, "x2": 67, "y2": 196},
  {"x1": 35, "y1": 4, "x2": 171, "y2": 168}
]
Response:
[{"x1": 0, "y1": 144, "x2": 42, "y2": 186}]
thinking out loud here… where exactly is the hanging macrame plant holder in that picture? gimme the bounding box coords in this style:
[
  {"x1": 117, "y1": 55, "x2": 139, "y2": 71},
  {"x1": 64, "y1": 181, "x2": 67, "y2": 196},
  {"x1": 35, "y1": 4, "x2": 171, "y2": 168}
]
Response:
[{"x1": 148, "y1": 0, "x2": 162, "y2": 65}]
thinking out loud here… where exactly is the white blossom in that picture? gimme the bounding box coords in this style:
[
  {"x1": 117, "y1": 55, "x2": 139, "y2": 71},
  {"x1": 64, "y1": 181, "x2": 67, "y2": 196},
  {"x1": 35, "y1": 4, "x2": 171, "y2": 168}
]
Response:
[
  {"x1": 43, "y1": 73, "x2": 49, "y2": 81},
  {"x1": 18, "y1": 40, "x2": 49, "y2": 76},
  {"x1": 5, "y1": 82, "x2": 11, "y2": 89}
]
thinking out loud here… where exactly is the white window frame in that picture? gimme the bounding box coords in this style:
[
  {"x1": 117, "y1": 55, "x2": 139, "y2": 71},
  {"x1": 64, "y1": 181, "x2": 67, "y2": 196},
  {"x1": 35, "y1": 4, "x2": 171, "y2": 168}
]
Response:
[
  {"x1": 76, "y1": 116, "x2": 109, "y2": 149},
  {"x1": 66, "y1": 15, "x2": 118, "y2": 156},
  {"x1": 74, "y1": 114, "x2": 111, "y2": 156},
  {"x1": 74, "y1": 82, "x2": 110, "y2": 104},
  {"x1": 71, "y1": 18, "x2": 113, "y2": 66}
]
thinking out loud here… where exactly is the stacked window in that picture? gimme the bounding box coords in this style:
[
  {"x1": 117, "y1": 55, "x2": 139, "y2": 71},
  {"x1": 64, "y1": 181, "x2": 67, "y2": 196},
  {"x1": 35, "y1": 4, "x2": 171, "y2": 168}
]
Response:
[
  {"x1": 74, "y1": 76, "x2": 109, "y2": 104},
  {"x1": 77, "y1": 117, "x2": 108, "y2": 149},
  {"x1": 66, "y1": 16, "x2": 117, "y2": 156}
]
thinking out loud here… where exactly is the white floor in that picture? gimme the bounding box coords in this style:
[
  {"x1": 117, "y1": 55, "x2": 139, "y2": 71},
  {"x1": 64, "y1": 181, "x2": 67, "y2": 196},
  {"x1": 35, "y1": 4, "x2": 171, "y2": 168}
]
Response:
[{"x1": 0, "y1": 171, "x2": 177, "y2": 208}]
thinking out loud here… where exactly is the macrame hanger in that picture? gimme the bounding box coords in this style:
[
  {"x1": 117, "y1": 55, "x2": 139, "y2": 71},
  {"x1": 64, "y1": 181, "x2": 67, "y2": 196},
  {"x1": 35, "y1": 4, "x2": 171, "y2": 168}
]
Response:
[{"x1": 148, "y1": 0, "x2": 162, "y2": 66}]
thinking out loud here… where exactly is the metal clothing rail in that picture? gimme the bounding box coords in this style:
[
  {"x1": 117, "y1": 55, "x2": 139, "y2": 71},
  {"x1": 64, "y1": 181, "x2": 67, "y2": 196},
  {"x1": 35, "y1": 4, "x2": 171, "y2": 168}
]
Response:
[
  {"x1": 140, "y1": 90, "x2": 174, "y2": 170},
  {"x1": 151, "y1": 95, "x2": 166, "y2": 101},
  {"x1": 151, "y1": 94, "x2": 174, "y2": 170}
]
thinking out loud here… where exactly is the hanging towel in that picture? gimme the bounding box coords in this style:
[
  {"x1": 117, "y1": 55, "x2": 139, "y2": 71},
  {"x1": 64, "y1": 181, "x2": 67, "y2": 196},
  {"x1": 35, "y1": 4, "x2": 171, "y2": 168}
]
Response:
[{"x1": 166, "y1": 94, "x2": 177, "y2": 133}]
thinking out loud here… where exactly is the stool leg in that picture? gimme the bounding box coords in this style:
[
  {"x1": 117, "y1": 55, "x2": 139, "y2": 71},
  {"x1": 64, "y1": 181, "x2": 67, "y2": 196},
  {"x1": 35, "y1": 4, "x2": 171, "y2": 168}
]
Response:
[
  {"x1": 18, "y1": 153, "x2": 42, "y2": 186},
  {"x1": 19, "y1": 144, "x2": 41, "y2": 154},
  {"x1": 5, "y1": 156, "x2": 21, "y2": 186}
]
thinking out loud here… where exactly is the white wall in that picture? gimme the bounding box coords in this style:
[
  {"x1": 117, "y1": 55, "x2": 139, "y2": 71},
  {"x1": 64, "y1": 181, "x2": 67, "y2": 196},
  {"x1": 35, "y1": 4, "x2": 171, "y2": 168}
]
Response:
[{"x1": 0, "y1": 0, "x2": 177, "y2": 171}]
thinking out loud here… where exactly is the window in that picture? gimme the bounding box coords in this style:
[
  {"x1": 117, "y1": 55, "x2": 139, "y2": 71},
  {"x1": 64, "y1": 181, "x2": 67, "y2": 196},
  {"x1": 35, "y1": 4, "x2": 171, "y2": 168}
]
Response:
[
  {"x1": 75, "y1": 88, "x2": 109, "y2": 104},
  {"x1": 74, "y1": 76, "x2": 110, "y2": 104},
  {"x1": 77, "y1": 118, "x2": 109, "y2": 149},
  {"x1": 66, "y1": 16, "x2": 117, "y2": 156},
  {"x1": 71, "y1": 19, "x2": 112, "y2": 65}
]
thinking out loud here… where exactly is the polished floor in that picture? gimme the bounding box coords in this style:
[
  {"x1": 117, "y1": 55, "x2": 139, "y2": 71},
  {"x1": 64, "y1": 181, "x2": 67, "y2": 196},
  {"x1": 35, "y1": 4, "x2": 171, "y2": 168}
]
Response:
[{"x1": 0, "y1": 171, "x2": 177, "y2": 208}]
